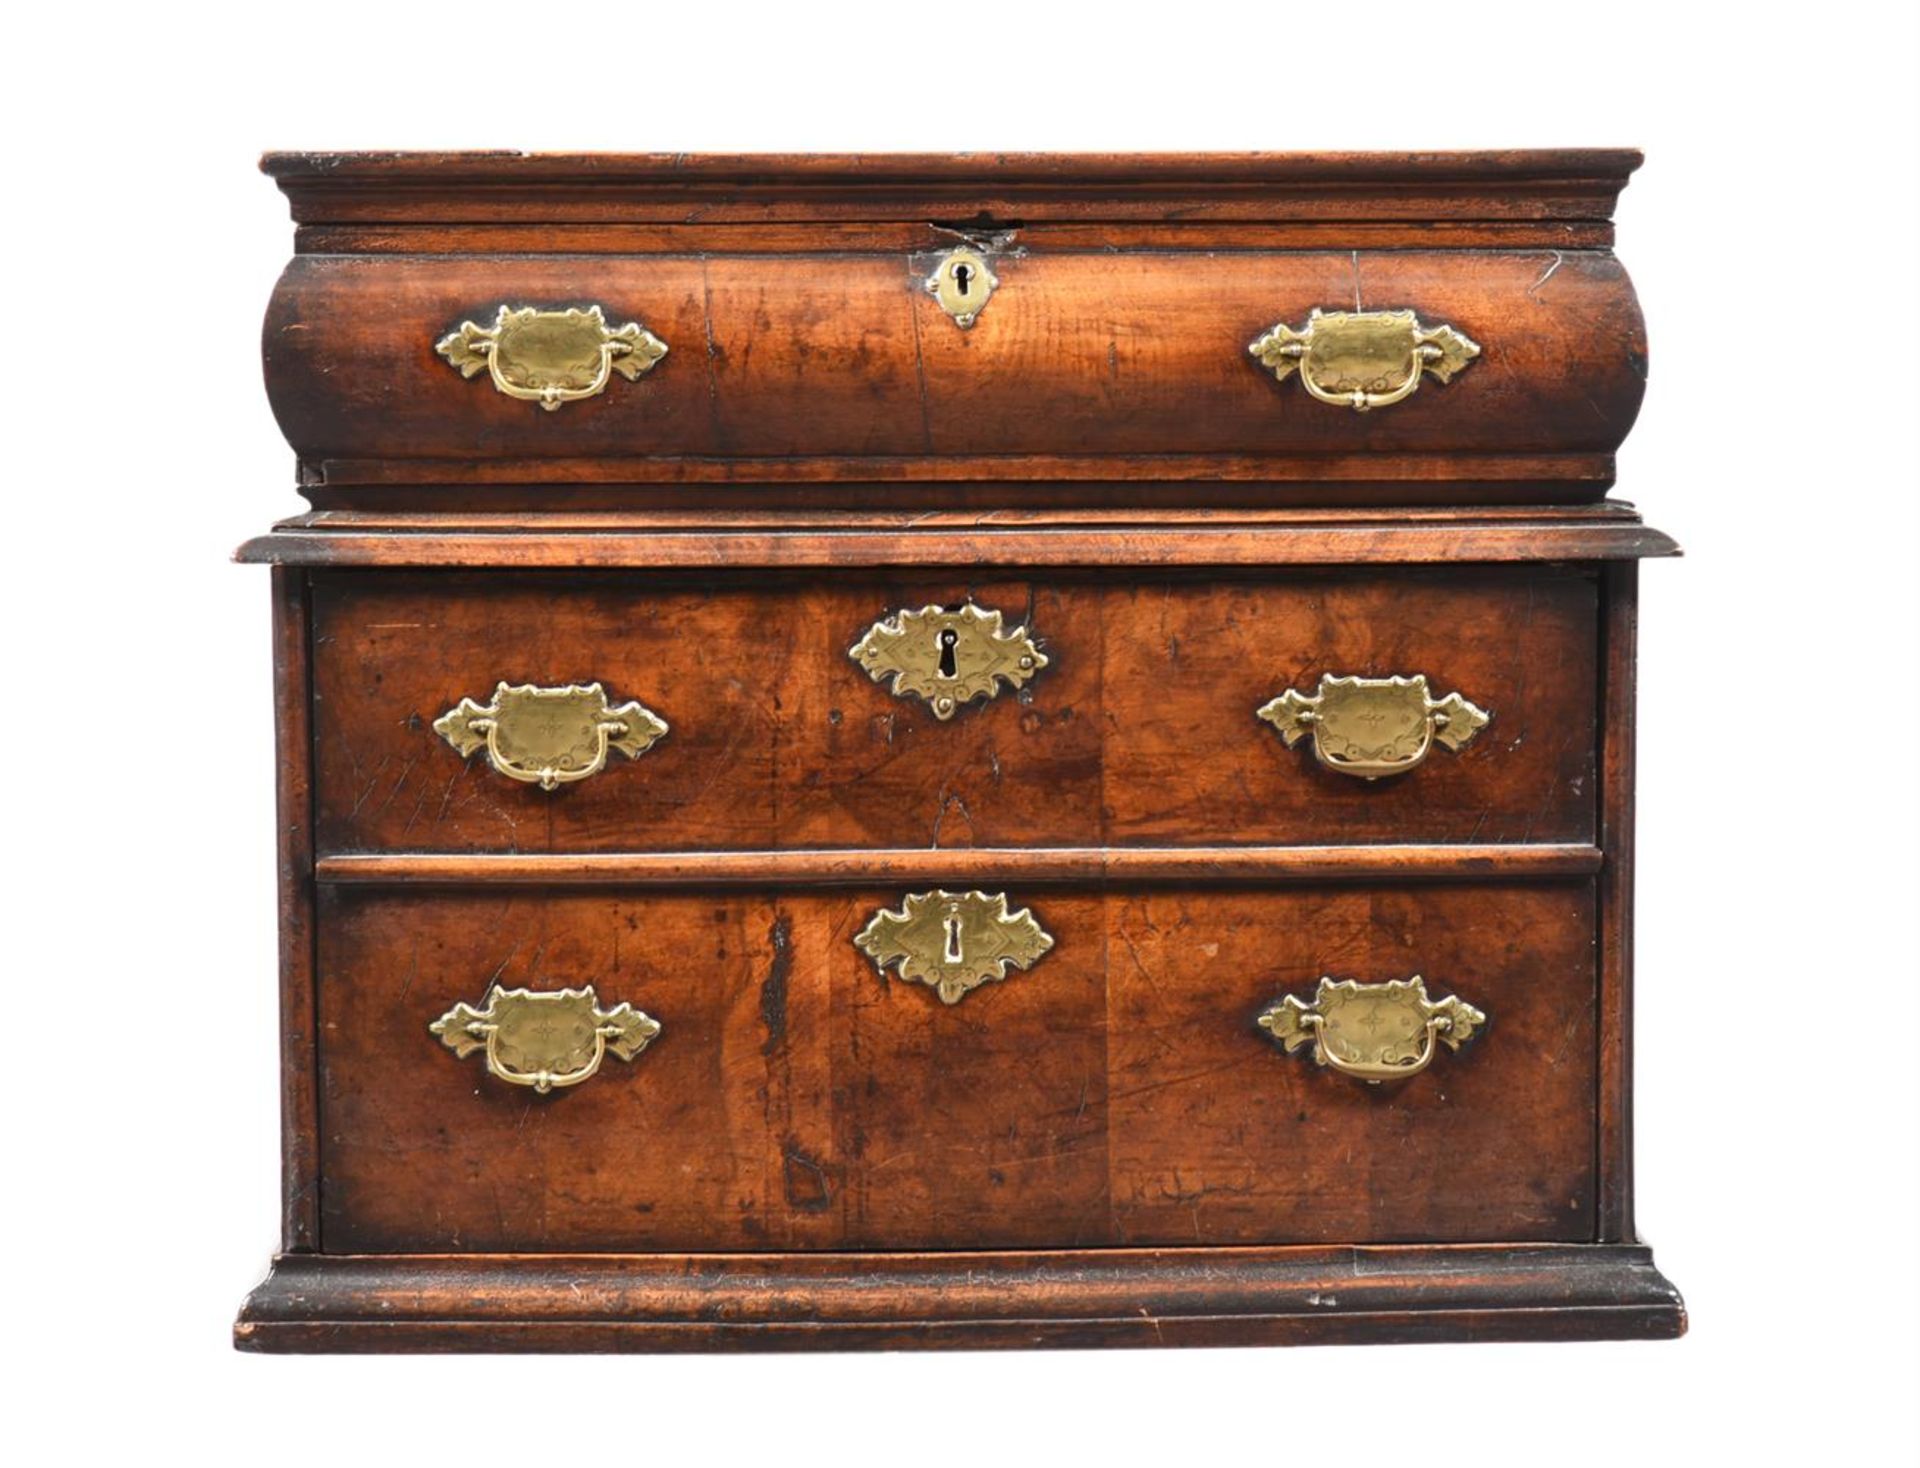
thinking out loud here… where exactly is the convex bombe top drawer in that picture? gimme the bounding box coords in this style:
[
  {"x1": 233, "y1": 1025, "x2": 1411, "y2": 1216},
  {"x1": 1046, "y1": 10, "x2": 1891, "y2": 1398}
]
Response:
[
  {"x1": 261, "y1": 150, "x2": 1648, "y2": 502},
  {"x1": 237, "y1": 151, "x2": 1683, "y2": 1353}
]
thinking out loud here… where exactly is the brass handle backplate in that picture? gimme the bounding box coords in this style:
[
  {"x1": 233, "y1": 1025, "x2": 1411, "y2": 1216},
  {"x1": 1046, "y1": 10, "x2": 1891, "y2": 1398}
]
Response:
[
  {"x1": 1248, "y1": 308, "x2": 1478, "y2": 411},
  {"x1": 432, "y1": 985, "x2": 661, "y2": 1093},
  {"x1": 436, "y1": 304, "x2": 668, "y2": 410},
  {"x1": 849, "y1": 603, "x2": 1047, "y2": 720},
  {"x1": 434, "y1": 681, "x2": 668, "y2": 790},
  {"x1": 1258, "y1": 976, "x2": 1484, "y2": 1084},
  {"x1": 1258, "y1": 673, "x2": 1488, "y2": 779},
  {"x1": 854, "y1": 890, "x2": 1054, "y2": 1004}
]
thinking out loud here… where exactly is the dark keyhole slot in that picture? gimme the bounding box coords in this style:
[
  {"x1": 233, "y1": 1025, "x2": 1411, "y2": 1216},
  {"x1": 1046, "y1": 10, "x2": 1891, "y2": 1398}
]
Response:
[
  {"x1": 952, "y1": 262, "x2": 973, "y2": 297},
  {"x1": 936, "y1": 628, "x2": 959, "y2": 678}
]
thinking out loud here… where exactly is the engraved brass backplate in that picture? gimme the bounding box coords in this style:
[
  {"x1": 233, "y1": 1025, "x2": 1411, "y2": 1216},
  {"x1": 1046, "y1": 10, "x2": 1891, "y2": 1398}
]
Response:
[
  {"x1": 1248, "y1": 308, "x2": 1479, "y2": 411},
  {"x1": 849, "y1": 603, "x2": 1047, "y2": 719},
  {"x1": 924, "y1": 247, "x2": 999, "y2": 328},
  {"x1": 1258, "y1": 673, "x2": 1488, "y2": 779},
  {"x1": 431, "y1": 985, "x2": 661, "y2": 1093},
  {"x1": 436, "y1": 304, "x2": 668, "y2": 410},
  {"x1": 434, "y1": 681, "x2": 668, "y2": 790},
  {"x1": 854, "y1": 890, "x2": 1054, "y2": 1004},
  {"x1": 1258, "y1": 976, "x2": 1484, "y2": 1084}
]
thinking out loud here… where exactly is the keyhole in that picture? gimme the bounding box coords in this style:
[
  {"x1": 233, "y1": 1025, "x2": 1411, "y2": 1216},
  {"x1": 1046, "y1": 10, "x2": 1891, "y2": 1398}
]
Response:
[
  {"x1": 936, "y1": 627, "x2": 959, "y2": 679},
  {"x1": 943, "y1": 914, "x2": 965, "y2": 965},
  {"x1": 951, "y1": 261, "x2": 973, "y2": 297}
]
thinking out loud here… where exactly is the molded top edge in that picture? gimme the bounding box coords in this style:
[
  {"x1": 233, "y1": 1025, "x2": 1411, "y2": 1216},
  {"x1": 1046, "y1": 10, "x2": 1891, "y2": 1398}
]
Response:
[{"x1": 262, "y1": 148, "x2": 1643, "y2": 185}]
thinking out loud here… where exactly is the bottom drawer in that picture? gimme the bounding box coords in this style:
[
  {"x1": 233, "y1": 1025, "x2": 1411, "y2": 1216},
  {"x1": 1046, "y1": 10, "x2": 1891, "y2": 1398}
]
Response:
[{"x1": 315, "y1": 882, "x2": 1596, "y2": 1252}]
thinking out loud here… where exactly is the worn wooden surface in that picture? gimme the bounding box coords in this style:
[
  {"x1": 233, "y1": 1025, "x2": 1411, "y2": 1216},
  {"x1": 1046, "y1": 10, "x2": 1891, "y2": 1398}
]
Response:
[
  {"x1": 270, "y1": 569, "x2": 320, "y2": 1252},
  {"x1": 261, "y1": 149, "x2": 1642, "y2": 232},
  {"x1": 315, "y1": 882, "x2": 1594, "y2": 1253},
  {"x1": 305, "y1": 566, "x2": 1597, "y2": 854},
  {"x1": 240, "y1": 505, "x2": 1682, "y2": 563},
  {"x1": 235, "y1": 1243, "x2": 1684, "y2": 1351},
  {"x1": 239, "y1": 152, "x2": 1681, "y2": 1351},
  {"x1": 314, "y1": 843, "x2": 1605, "y2": 886},
  {"x1": 264, "y1": 250, "x2": 1644, "y2": 483}
]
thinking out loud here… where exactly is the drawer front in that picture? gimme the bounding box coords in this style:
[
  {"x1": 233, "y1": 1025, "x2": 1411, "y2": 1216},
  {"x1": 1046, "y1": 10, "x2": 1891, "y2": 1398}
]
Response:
[
  {"x1": 265, "y1": 250, "x2": 1644, "y2": 472},
  {"x1": 316, "y1": 883, "x2": 1595, "y2": 1253},
  {"x1": 309, "y1": 567, "x2": 1596, "y2": 853}
]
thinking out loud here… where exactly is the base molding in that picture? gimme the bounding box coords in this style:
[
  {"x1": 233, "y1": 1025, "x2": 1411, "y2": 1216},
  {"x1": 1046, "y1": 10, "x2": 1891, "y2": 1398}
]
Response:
[{"x1": 235, "y1": 1242, "x2": 1684, "y2": 1353}]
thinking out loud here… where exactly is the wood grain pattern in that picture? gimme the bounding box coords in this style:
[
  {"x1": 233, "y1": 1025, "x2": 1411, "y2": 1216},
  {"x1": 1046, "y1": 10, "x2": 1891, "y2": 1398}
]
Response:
[
  {"x1": 270, "y1": 568, "x2": 320, "y2": 1252},
  {"x1": 235, "y1": 1242, "x2": 1685, "y2": 1352},
  {"x1": 261, "y1": 149, "x2": 1642, "y2": 231},
  {"x1": 237, "y1": 150, "x2": 1682, "y2": 1352},
  {"x1": 240, "y1": 509, "x2": 1682, "y2": 565},
  {"x1": 314, "y1": 882, "x2": 1594, "y2": 1253},
  {"x1": 305, "y1": 567, "x2": 1597, "y2": 854},
  {"x1": 314, "y1": 843, "x2": 1605, "y2": 886},
  {"x1": 263, "y1": 250, "x2": 1644, "y2": 483}
]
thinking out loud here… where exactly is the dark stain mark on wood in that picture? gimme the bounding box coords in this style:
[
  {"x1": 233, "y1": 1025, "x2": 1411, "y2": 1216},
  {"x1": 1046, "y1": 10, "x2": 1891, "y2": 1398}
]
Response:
[
  {"x1": 783, "y1": 1137, "x2": 833, "y2": 1212},
  {"x1": 760, "y1": 913, "x2": 792, "y2": 1055}
]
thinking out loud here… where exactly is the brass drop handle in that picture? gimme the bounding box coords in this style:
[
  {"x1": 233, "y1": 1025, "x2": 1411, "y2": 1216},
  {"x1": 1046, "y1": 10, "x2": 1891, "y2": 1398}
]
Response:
[
  {"x1": 434, "y1": 681, "x2": 668, "y2": 790},
  {"x1": 854, "y1": 890, "x2": 1055, "y2": 1004},
  {"x1": 431, "y1": 985, "x2": 661, "y2": 1094},
  {"x1": 436, "y1": 304, "x2": 668, "y2": 410},
  {"x1": 1257, "y1": 673, "x2": 1488, "y2": 779},
  {"x1": 1258, "y1": 976, "x2": 1485, "y2": 1084},
  {"x1": 849, "y1": 603, "x2": 1048, "y2": 720},
  {"x1": 1248, "y1": 308, "x2": 1479, "y2": 411}
]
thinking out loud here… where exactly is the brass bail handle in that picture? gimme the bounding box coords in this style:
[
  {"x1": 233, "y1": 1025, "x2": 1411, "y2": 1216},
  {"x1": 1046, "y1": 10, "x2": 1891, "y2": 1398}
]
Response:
[
  {"x1": 436, "y1": 304, "x2": 669, "y2": 411},
  {"x1": 1257, "y1": 673, "x2": 1489, "y2": 779},
  {"x1": 431, "y1": 985, "x2": 661, "y2": 1094},
  {"x1": 433, "y1": 681, "x2": 668, "y2": 790},
  {"x1": 1248, "y1": 308, "x2": 1480, "y2": 412},
  {"x1": 1258, "y1": 976, "x2": 1485, "y2": 1084}
]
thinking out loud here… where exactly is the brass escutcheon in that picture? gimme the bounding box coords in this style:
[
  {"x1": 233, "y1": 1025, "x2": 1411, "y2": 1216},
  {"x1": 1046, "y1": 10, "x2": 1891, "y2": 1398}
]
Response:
[
  {"x1": 433, "y1": 681, "x2": 668, "y2": 790},
  {"x1": 1257, "y1": 673, "x2": 1488, "y2": 779},
  {"x1": 435, "y1": 304, "x2": 668, "y2": 410},
  {"x1": 431, "y1": 985, "x2": 661, "y2": 1094},
  {"x1": 849, "y1": 603, "x2": 1047, "y2": 720},
  {"x1": 1248, "y1": 308, "x2": 1479, "y2": 411},
  {"x1": 923, "y1": 247, "x2": 1000, "y2": 328},
  {"x1": 1258, "y1": 976, "x2": 1485, "y2": 1084},
  {"x1": 854, "y1": 890, "x2": 1054, "y2": 1005}
]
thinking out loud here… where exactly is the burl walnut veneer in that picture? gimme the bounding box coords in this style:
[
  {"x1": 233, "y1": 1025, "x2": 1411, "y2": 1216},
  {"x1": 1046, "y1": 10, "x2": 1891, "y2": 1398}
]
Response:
[{"x1": 236, "y1": 151, "x2": 1684, "y2": 1351}]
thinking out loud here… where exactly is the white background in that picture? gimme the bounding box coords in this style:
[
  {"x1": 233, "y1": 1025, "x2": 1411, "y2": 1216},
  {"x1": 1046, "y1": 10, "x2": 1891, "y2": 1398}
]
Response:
[{"x1": 5, "y1": 3, "x2": 1916, "y2": 1462}]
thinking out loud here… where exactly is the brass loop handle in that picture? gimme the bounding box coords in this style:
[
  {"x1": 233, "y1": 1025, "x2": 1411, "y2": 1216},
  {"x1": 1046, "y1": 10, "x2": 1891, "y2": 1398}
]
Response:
[
  {"x1": 432, "y1": 985, "x2": 661, "y2": 1094},
  {"x1": 1248, "y1": 308, "x2": 1479, "y2": 412},
  {"x1": 434, "y1": 681, "x2": 668, "y2": 791},
  {"x1": 1258, "y1": 976, "x2": 1484, "y2": 1084},
  {"x1": 436, "y1": 304, "x2": 668, "y2": 411},
  {"x1": 849, "y1": 603, "x2": 1048, "y2": 720},
  {"x1": 854, "y1": 890, "x2": 1054, "y2": 1004},
  {"x1": 1257, "y1": 673, "x2": 1488, "y2": 779}
]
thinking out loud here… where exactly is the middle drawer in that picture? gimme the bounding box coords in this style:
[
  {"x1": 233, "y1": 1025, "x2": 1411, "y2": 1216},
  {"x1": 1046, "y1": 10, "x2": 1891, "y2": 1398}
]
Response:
[{"x1": 310, "y1": 566, "x2": 1598, "y2": 853}]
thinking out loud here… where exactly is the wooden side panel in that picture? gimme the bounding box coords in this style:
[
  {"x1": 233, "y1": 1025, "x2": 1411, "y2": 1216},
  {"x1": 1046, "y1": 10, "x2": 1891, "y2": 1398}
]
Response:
[
  {"x1": 264, "y1": 250, "x2": 1644, "y2": 470},
  {"x1": 1106, "y1": 884, "x2": 1598, "y2": 1245},
  {"x1": 316, "y1": 883, "x2": 1594, "y2": 1253},
  {"x1": 271, "y1": 568, "x2": 320, "y2": 1252}
]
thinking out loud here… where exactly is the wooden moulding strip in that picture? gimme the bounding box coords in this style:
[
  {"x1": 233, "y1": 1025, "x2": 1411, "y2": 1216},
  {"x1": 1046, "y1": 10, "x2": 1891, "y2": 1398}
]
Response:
[{"x1": 314, "y1": 843, "x2": 1604, "y2": 889}]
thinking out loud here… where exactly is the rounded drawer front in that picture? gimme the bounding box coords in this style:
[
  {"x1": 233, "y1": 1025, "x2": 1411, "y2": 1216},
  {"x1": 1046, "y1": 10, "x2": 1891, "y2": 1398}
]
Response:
[
  {"x1": 264, "y1": 249, "x2": 1645, "y2": 488},
  {"x1": 308, "y1": 566, "x2": 1597, "y2": 856},
  {"x1": 316, "y1": 883, "x2": 1595, "y2": 1253}
]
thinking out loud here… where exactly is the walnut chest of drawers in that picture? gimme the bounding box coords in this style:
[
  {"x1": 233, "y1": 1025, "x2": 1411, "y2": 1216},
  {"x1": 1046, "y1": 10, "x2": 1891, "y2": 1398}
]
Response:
[{"x1": 235, "y1": 150, "x2": 1684, "y2": 1351}]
